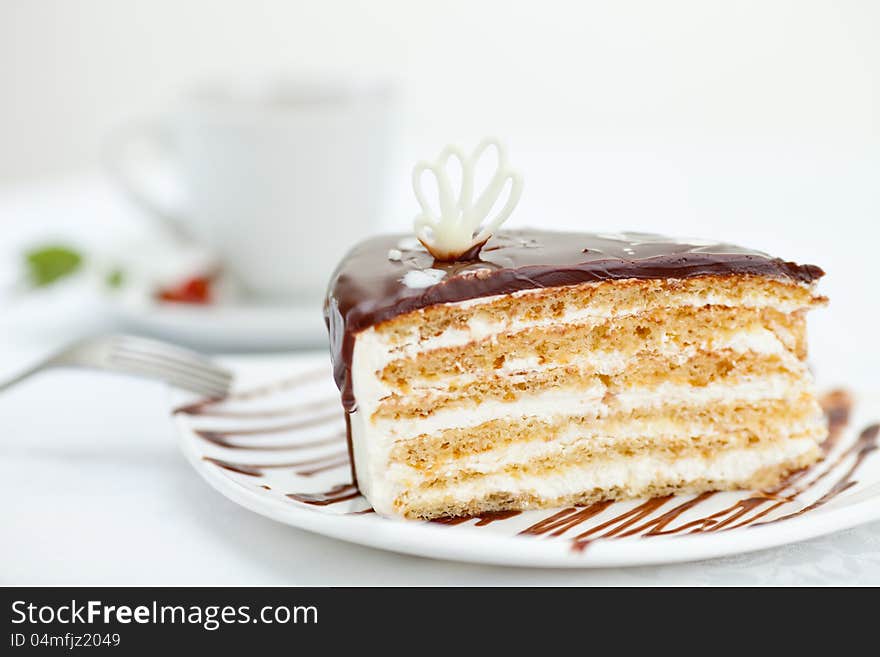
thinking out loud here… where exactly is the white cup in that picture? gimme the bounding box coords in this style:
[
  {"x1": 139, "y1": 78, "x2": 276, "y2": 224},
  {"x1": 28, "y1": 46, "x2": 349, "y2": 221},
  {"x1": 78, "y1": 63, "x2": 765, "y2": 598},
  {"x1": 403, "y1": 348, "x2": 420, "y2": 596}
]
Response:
[{"x1": 108, "y1": 77, "x2": 397, "y2": 303}]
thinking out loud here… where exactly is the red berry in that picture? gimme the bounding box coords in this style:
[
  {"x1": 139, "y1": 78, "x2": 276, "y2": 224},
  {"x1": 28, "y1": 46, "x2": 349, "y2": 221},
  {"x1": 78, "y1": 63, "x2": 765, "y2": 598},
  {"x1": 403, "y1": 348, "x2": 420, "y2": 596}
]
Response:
[{"x1": 157, "y1": 275, "x2": 212, "y2": 304}]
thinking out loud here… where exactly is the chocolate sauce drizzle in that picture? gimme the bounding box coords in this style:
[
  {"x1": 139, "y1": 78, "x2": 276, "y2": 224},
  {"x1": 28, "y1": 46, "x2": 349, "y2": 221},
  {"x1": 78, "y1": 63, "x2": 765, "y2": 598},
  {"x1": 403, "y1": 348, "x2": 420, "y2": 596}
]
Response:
[
  {"x1": 203, "y1": 450, "x2": 349, "y2": 478},
  {"x1": 180, "y1": 397, "x2": 339, "y2": 420},
  {"x1": 197, "y1": 411, "x2": 340, "y2": 436},
  {"x1": 287, "y1": 484, "x2": 360, "y2": 506},
  {"x1": 188, "y1": 369, "x2": 360, "y2": 499},
  {"x1": 432, "y1": 510, "x2": 523, "y2": 526},
  {"x1": 519, "y1": 501, "x2": 614, "y2": 536},
  {"x1": 196, "y1": 429, "x2": 344, "y2": 452},
  {"x1": 173, "y1": 367, "x2": 329, "y2": 416}
]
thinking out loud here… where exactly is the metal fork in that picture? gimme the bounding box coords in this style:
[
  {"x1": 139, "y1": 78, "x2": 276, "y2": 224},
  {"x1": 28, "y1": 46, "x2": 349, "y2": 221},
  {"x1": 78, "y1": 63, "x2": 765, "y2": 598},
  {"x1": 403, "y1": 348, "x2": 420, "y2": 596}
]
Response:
[{"x1": 0, "y1": 334, "x2": 233, "y2": 398}]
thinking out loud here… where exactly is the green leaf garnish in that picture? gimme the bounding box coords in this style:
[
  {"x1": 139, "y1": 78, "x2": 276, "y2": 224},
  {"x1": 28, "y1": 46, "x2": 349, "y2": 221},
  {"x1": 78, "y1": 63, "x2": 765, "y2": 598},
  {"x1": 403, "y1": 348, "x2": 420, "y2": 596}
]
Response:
[
  {"x1": 24, "y1": 245, "x2": 83, "y2": 287},
  {"x1": 105, "y1": 268, "x2": 125, "y2": 289}
]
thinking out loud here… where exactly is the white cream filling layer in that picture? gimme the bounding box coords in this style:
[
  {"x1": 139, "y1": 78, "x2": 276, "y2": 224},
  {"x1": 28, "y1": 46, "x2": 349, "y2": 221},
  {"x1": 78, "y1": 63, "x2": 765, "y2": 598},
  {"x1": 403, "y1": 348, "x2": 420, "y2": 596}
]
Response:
[
  {"x1": 372, "y1": 375, "x2": 813, "y2": 439},
  {"x1": 421, "y1": 417, "x2": 826, "y2": 478},
  {"x1": 357, "y1": 315, "x2": 802, "y2": 403},
  {"x1": 395, "y1": 438, "x2": 818, "y2": 513},
  {"x1": 399, "y1": 327, "x2": 796, "y2": 391}
]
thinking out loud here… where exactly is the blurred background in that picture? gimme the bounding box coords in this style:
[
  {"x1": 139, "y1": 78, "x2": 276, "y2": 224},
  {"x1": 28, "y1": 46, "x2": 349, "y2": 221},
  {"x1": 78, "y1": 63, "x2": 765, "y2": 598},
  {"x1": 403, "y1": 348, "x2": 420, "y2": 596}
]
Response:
[{"x1": 0, "y1": 0, "x2": 877, "y2": 381}]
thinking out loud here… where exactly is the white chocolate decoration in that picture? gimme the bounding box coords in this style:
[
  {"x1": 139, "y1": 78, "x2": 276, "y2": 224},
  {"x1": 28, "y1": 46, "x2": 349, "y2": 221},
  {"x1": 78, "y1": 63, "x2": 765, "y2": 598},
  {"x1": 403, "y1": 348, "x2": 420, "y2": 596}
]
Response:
[
  {"x1": 412, "y1": 138, "x2": 523, "y2": 261},
  {"x1": 402, "y1": 268, "x2": 447, "y2": 289}
]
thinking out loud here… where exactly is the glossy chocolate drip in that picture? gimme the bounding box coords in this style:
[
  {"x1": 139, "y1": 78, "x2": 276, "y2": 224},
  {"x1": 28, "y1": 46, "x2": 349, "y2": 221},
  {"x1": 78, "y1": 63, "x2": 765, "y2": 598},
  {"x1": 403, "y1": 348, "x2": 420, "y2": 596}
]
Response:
[
  {"x1": 344, "y1": 412, "x2": 357, "y2": 488},
  {"x1": 325, "y1": 229, "x2": 824, "y2": 416}
]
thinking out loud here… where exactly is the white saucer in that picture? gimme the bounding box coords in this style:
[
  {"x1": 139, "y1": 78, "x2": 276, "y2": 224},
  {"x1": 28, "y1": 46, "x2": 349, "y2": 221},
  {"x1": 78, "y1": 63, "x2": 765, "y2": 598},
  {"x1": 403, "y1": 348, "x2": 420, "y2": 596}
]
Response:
[
  {"x1": 105, "y1": 292, "x2": 327, "y2": 351},
  {"x1": 173, "y1": 353, "x2": 880, "y2": 568}
]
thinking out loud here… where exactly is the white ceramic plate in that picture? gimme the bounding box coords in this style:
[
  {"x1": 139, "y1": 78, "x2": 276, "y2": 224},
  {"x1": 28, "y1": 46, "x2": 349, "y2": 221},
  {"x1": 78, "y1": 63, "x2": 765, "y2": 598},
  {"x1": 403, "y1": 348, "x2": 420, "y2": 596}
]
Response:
[{"x1": 173, "y1": 353, "x2": 880, "y2": 567}]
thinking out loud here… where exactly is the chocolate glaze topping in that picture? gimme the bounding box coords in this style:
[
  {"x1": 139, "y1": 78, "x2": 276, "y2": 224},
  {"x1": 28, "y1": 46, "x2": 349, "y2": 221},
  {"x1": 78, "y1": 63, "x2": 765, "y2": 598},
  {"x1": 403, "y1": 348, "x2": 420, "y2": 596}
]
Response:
[{"x1": 324, "y1": 229, "x2": 823, "y2": 411}]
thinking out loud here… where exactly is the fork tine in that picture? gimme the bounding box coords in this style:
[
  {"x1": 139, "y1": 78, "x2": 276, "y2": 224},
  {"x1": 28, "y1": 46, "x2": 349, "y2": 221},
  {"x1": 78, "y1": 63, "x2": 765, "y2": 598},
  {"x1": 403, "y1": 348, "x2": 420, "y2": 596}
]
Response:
[
  {"x1": 109, "y1": 349, "x2": 232, "y2": 387},
  {"x1": 109, "y1": 353, "x2": 232, "y2": 392},
  {"x1": 158, "y1": 377, "x2": 226, "y2": 397},
  {"x1": 109, "y1": 358, "x2": 230, "y2": 396},
  {"x1": 109, "y1": 336, "x2": 233, "y2": 381},
  {"x1": 112, "y1": 335, "x2": 228, "y2": 370},
  {"x1": 166, "y1": 378, "x2": 228, "y2": 397},
  {"x1": 0, "y1": 334, "x2": 234, "y2": 397},
  {"x1": 106, "y1": 335, "x2": 232, "y2": 395},
  {"x1": 113, "y1": 334, "x2": 219, "y2": 363}
]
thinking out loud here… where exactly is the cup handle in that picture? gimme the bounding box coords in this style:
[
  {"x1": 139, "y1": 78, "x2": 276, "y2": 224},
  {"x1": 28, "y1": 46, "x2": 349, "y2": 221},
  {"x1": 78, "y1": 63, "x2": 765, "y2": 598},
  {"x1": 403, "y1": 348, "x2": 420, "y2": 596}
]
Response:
[{"x1": 104, "y1": 120, "x2": 194, "y2": 243}]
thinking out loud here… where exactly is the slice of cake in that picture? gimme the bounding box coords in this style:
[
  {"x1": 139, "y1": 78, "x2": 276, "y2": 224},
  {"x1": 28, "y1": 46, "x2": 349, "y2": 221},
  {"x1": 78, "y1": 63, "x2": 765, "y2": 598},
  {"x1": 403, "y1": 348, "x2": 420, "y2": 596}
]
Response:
[
  {"x1": 324, "y1": 138, "x2": 827, "y2": 520},
  {"x1": 324, "y1": 229, "x2": 826, "y2": 519}
]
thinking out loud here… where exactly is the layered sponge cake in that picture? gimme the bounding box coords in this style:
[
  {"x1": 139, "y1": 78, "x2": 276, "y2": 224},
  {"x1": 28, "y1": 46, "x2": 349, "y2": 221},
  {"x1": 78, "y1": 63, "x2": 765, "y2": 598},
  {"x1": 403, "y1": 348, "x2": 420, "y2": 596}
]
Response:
[{"x1": 325, "y1": 230, "x2": 826, "y2": 519}]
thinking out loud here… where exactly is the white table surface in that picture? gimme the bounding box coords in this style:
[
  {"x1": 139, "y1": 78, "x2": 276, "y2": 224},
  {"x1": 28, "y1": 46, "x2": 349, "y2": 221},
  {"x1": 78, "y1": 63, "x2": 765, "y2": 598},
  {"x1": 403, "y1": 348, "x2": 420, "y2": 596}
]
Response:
[{"x1": 2, "y1": 174, "x2": 879, "y2": 585}]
